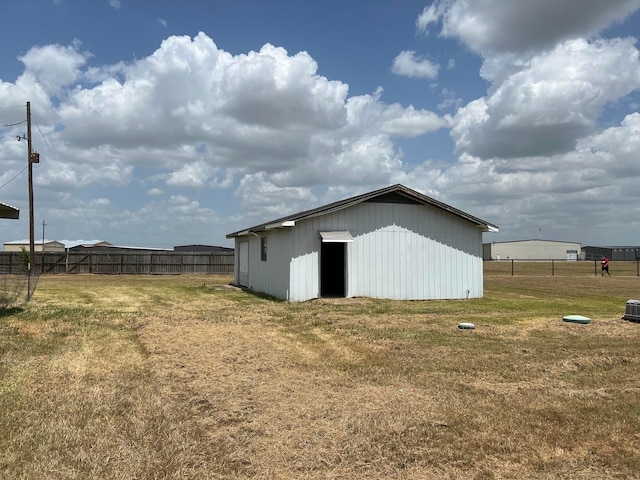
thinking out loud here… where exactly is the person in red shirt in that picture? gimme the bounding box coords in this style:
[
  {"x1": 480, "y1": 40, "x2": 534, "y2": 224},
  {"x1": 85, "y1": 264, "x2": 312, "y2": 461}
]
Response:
[{"x1": 601, "y1": 256, "x2": 610, "y2": 276}]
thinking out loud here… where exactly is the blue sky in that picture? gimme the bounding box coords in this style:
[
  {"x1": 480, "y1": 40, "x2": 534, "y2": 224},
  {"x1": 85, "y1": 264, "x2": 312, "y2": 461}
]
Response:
[{"x1": 1, "y1": 0, "x2": 640, "y2": 248}]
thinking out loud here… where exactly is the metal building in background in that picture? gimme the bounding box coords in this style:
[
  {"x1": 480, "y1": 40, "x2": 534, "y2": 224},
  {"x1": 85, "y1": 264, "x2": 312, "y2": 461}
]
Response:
[
  {"x1": 3, "y1": 239, "x2": 65, "y2": 253},
  {"x1": 582, "y1": 246, "x2": 640, "y2": 261},
  {"x1": 483, "y1": 239, "x2": 581, "y2": 261}
]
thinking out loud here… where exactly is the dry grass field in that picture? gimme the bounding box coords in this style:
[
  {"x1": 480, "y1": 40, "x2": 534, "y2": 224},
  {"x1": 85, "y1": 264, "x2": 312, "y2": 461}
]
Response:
[{"x1": 1, "y1": 265, "x2": 640, "y2": 479}]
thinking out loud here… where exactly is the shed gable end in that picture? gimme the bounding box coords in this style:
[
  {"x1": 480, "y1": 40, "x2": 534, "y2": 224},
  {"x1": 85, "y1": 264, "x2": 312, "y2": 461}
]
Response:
[{"x1": 364, "y1": 191, "x2": 421, "y2": 205}]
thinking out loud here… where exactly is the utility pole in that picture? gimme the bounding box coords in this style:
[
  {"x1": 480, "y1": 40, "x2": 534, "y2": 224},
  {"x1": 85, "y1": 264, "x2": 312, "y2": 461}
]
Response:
[
  {"x1": 27, "y1": 101, "x2": 34, "y2": 273},
  {"x1": 25, "y1": 102, "x2": 40, "y2": 298}
]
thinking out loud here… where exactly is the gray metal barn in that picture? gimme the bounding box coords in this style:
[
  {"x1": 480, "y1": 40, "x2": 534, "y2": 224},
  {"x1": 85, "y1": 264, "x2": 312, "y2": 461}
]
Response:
[
  {"x1": 227, "y1": 184, "x2": 498, "y2": 302},
  {"x1": 582, "y1": 246, "x2": 640, "y2": 261}
]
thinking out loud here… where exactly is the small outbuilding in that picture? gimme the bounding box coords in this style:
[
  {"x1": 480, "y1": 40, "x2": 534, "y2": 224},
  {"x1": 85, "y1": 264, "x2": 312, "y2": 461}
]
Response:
[{"x1": 226, "y1": 184, "x2": 498, "y2": 302}]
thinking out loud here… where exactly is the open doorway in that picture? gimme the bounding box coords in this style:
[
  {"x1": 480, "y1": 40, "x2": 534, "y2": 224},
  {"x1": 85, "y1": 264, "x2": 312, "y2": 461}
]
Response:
[{"x1": 320, "y1": 242, "x2": 346, "y2": 297}]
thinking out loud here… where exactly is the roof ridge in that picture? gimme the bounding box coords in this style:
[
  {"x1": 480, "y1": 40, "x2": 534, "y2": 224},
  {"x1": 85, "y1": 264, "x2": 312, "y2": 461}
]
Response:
[{"x1": 227, "y1": 184, "x2": 498, "y2": 238}]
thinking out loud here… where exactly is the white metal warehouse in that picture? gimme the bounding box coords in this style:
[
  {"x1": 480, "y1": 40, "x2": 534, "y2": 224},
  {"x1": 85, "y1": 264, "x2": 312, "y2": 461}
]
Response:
[
  {"x1": 227, "y1": 184, "x2": 499, "y2": 302},
  {"x1": 3, "y1": 239, "x2": 66, "y2": 253},
  {"x1": 483, "y1": 239, "x2": 581, "y2": 261}
]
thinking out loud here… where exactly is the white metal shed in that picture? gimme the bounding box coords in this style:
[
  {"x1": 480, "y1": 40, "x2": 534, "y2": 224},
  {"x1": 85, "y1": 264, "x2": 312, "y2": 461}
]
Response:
[{"x1": 227, "y1": 184, "x2": 498, "y2": 302}]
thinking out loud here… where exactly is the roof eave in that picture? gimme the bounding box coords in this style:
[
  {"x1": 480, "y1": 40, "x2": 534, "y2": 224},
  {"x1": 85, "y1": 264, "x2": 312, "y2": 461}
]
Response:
[
  {"x1": 0, "y1": 202, "x2": 19, "y2": 220},
  {"x1": 226, "y1": 184, "x2": 499, "y2": 237}
]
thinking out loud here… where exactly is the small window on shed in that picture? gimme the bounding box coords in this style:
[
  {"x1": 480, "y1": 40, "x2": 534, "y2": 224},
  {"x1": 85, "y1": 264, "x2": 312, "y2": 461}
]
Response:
[{"x1": 261, "y1": 236, "x2": 267, "y2": 262}]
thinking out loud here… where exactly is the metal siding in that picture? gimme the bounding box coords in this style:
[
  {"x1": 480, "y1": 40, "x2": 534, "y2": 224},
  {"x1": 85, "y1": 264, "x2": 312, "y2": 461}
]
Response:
[
  {"x1": 247, "y1": 200, "x2": 484, "y2": 301},
  {"x1": 269, "y1": 230, "x2": 293, "y2": 299},
  {"x1": 337, "y1": 202, "x2": 482, "y2": 300},
  {"x1": 289, "y1": 220, "x2": 320, "y2": 301},
  {"x1": 487, "y1": 240, "x2": 581, "y2": 260},
  {"x1": 241, "y1": 230, "x2": 292, "y2": 299},
  {"x1": 238, "y1": 241, "x2": 249, "y2": 286},
  {"x1": 232, "y1": 239, "x2": 239, "y2": 283}
]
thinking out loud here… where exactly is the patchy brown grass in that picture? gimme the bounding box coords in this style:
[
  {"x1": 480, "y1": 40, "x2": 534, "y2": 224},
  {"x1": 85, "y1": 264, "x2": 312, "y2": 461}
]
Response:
[{"x1": 2, "y1": 271, "x2": 640, "y2": 479}]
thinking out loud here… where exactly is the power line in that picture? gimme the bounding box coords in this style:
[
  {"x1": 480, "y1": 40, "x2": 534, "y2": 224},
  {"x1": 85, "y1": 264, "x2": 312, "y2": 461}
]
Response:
[
  {"x1": 34, "y1": 121, "x2": 104, "y2": 241},
  {"x1": 0, "y1": 166, "x2": 28, "y2": 190},
  {"x1": 3, "y1": 120, "x2": 26, "y2": 127}
]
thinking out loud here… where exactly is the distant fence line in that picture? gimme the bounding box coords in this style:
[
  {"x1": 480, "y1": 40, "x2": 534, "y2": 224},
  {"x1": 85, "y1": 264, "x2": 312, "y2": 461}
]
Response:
[
  {"x1": 485, "y1": 259, "x2": 640, "y2": 277},
  {"x1": 0, "y1": 251, "x2": 234, "y2": 275}
]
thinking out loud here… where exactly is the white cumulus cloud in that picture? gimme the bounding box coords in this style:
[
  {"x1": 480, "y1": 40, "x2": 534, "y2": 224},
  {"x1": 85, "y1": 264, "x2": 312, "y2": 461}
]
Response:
[{"x1": 391, "y1": 50, "x2": 439, "y2": 79}]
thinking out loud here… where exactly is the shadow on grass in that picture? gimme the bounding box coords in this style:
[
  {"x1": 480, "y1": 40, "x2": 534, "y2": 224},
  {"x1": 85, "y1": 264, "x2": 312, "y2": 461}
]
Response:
[
  {"x1": 237, "y1": 286, "x2": 285, "y2": 303},
  {"x1": 0, "y1": 307, "x2": 24, "y2": 319}
]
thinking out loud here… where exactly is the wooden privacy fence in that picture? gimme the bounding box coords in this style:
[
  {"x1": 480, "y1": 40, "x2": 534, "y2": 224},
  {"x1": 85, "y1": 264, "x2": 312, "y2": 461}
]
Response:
[{"x1": 0, "y1": 251, "x2": 234, "y2": 275}]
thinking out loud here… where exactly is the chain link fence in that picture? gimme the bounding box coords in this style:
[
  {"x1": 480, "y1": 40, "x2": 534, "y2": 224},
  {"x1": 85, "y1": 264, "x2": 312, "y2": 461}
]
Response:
[
  {"x1": 485, "y1": 259, "x2": 640, "y2": 276},
  {"x1": 0, "y1": 267, "x2": 39, "y2": 309}
]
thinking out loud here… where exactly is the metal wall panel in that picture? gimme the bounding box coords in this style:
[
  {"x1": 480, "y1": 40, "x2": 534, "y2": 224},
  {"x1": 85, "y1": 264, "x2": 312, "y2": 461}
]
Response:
[
  {"x1": 235, "y1": 200, "x2": 485, "y2": 301},
  {"x1": 486, "y1": 240, "x2": 581, "y2": 260},
  {"x1": 238, "y1": 241, "x2": 249, "y2": 286},
  {"x1": 245, "y1": 229, "x2": 293, "y2": 299},
  {"x1": 288, "y1": 201, "x2": 483, "y2": 301},
  {"x1": 289, "y1": 221, "x2": 320, "y2": 301}
]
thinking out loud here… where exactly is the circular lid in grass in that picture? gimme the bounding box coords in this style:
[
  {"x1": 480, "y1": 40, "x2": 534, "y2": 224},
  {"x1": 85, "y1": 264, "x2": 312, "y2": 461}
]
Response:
[
  {"x1": 457, "y1": 322, "x2": 475, "y2": 329},
  {"x1": 562, "y1": 315, "x2": 591, "y2": 324}
]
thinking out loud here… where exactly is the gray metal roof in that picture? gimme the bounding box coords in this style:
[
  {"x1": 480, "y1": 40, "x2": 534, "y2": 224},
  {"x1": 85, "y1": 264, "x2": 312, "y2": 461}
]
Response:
[
  {"x1": 583, "y1": 245, "x2": 640, "y2": 249},
  {"x1": 227, "y1": 184, "x2": 498, "y2": 238},
  {"x1": 487, "y1": 239, "x2": 581, "y2": 245},
  {"x1": 0, "y1": 202, "x2": 19, "y2": 220}
]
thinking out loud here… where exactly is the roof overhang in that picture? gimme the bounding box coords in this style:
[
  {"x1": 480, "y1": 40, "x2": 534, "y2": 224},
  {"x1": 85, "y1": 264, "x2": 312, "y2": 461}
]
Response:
[
  {"x1": 232, "y1": 230, "x2": 256, "y2": 238},
  {"x1": 226, "y1": 184, "x2": 500, "y2": 238},
  {"x1": 0, "y1": 202, "x2": 19, "y2": 220},
  {"x1": 265, "y1": 220, "x2": 296, "y2": 230},
  {"x1": 319, "y1": 231, "x2": 353, "y2": 243},
  {"x1": 229, "y1": 220, "x2": 296, "y2": 238}
]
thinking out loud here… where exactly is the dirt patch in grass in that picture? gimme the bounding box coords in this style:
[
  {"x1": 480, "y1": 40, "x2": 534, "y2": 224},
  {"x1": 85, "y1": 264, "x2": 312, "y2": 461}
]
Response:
[{"x1": 139, "y1": 316, "x2": 454, "y2": 478}]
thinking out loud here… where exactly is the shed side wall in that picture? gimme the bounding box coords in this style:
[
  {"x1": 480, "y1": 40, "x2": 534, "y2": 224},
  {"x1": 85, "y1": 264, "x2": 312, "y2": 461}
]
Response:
[{"x1": 236, "y1": 229, "x2": 293, "y2": 300}]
